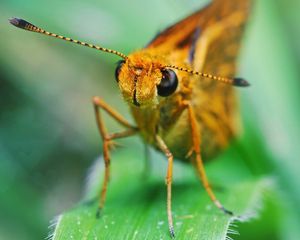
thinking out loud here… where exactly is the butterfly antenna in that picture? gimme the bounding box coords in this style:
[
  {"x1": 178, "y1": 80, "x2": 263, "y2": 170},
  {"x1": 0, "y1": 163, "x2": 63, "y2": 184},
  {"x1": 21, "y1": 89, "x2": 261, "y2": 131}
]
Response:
[
  {"x1": 165, "y1": 65, "x2": 250, "y2": 87},
  {"x1": 9, "y1": 18, "x2": 127, "y2": 59}
]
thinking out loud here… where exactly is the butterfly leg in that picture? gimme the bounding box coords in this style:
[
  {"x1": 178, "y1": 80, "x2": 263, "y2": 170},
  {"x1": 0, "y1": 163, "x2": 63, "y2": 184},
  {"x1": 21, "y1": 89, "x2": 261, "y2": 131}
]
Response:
[
  {"x1": 93, "y1": 96, "x2": 138, "y2": 216},
  {"x1": 155, "y1": 135, "x2": 175, "y2": 238},
  {"x1": 184, "y1": 101, "x2": 233, "y2": 216}
]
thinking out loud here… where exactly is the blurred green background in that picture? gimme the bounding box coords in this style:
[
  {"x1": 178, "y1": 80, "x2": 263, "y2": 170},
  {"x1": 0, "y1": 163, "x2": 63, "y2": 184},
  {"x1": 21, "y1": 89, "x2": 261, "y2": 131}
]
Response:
[{"x1": 0, "y1": 0, "x2": 300, "y2": 239}]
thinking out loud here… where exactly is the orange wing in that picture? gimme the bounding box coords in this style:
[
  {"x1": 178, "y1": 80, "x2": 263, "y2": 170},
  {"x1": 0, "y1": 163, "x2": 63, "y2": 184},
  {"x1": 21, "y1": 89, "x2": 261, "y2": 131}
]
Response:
[
  {"x1": 146, "y1": 2, "x2": 210, "y2": 49},
  {"x1": 147, "y1": 0, "x2": 251, "y2": 77}
]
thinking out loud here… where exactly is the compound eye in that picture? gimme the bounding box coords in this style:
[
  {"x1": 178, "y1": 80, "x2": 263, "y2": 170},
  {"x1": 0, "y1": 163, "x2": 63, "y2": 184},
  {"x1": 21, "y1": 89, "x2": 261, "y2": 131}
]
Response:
[
  {"x1": 157, "y1": 69, "x2": 178, "y2": 97},
  {"x1": 115, "y1": 60, "x2": 125, "y2": 82}
]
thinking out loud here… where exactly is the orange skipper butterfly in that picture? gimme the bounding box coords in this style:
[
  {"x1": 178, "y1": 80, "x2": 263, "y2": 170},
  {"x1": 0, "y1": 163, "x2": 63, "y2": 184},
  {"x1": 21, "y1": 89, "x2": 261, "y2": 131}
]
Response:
[{"x1": 10, "y1": 0, "x2": 251, "y2": 237}]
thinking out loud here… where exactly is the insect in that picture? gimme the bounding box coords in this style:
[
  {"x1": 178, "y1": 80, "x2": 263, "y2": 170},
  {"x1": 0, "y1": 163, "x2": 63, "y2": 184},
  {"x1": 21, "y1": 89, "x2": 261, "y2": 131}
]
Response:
[{"x1": 10, "y1": 0, "x2": 251, "y2": 237}]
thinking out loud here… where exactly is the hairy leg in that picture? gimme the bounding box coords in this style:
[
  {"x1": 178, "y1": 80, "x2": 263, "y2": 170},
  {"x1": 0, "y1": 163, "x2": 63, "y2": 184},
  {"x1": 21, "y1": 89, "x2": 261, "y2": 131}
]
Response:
[
  {"x1": 93, "y1": 96, "x2": 138, "y2": 215},
  {"x1": 184, "y1": 101, "x2": 233, "y2": 215},
  {"x1": 155, "y1": 135, "x2": 175, "y2": 238}
]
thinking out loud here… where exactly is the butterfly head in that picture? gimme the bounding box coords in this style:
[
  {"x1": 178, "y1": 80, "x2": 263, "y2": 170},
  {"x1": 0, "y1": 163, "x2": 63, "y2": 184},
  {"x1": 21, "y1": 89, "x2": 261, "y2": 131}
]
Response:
[{"x1": 115, "y1": 51, "x2": 178, "y2": 108}]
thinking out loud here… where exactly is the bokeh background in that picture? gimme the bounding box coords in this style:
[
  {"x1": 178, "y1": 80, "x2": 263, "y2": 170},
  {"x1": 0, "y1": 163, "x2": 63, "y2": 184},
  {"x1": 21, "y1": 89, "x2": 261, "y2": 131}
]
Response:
[{"x1": 0, "y1": 0, "x2": 300, "y2": 239}]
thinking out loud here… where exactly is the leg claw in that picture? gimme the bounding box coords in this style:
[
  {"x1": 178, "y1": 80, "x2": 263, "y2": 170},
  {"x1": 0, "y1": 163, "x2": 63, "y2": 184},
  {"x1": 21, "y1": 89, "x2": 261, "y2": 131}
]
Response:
[
  {"x1": 169, "y1": 226, "x2": 175, "y2": 239},
  {"x1": 221, "y1": 206, "x2": 234, "y2": 216}
]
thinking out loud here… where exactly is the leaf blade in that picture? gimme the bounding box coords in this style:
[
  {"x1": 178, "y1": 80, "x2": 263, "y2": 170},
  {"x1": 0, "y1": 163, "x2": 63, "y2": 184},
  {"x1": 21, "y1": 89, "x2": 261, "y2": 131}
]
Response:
[{"x1": 50, "y1": 149, "x2": 273, "y2": 240}]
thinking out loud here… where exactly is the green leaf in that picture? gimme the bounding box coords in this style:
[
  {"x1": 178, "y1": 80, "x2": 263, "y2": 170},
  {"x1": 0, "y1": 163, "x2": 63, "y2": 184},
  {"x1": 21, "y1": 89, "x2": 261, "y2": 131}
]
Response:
[{"x1": 49, "y1": 147, "x2": 274, "y2": 240}]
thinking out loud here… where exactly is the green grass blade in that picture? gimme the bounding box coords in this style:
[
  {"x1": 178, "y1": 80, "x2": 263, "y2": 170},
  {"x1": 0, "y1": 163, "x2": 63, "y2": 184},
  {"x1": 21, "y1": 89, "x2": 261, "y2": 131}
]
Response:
[{"x1": 49, "y1": 148, "x2": 273, "y2": 240}]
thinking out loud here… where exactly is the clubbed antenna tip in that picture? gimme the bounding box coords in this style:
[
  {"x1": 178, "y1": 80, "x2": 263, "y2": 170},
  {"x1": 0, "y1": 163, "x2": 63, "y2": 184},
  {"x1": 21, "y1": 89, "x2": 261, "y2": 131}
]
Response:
[
  {"x1": 233, "y1": 78, "x2": 250, "y2": 87},
  {"x1": 9, "y1": 17, "x2": 29, "y2": 29}
]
